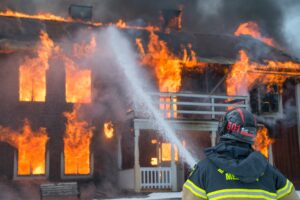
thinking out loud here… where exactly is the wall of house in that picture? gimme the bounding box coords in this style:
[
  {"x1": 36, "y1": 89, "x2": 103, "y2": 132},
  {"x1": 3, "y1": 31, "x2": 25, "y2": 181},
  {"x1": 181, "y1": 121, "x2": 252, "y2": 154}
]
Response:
[{"x1": 272, "y1": 79, "x2": 300, "y2": 189}]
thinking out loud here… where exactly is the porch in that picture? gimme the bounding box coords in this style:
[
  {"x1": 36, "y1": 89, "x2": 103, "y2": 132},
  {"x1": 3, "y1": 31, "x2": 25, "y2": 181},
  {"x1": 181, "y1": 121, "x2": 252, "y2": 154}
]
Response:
[{"x1": 119, "y1": 92, "x2": 249, "y2": 192}]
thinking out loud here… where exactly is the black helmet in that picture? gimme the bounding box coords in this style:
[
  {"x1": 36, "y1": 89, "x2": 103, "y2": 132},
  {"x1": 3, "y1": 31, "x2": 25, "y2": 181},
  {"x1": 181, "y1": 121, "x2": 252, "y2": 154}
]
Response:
[{"x1": 218, "y1": 108, "x2": 257, "y2": 144}]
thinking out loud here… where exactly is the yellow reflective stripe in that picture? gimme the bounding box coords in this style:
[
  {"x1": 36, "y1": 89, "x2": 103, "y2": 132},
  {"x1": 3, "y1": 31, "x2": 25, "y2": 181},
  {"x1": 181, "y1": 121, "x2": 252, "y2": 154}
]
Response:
[
  {"x1": 186, "y1": 180, "x2": 206, "y2": 194},
  {"x1": 208, "y1": 188, "x2": 276, "y2": 197},
  {"x1": 183, "y1": 180, "x2": 207, "y2": 199},
  {"x1": 210, "y1": 194, "x2": 274, "y2": 200},
  {"x1": 184, "y1": 184, "x2": 207, "y2": 199},
  {"x1": 277, "y1": 179, "x2": 293, "y2": 199}
]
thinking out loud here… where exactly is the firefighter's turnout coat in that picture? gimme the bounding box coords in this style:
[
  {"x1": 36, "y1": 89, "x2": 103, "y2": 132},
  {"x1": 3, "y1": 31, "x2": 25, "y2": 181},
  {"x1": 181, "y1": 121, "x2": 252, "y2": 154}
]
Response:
[{"x1": 182, "y1": 141, "x2": 299, "y2": 200}]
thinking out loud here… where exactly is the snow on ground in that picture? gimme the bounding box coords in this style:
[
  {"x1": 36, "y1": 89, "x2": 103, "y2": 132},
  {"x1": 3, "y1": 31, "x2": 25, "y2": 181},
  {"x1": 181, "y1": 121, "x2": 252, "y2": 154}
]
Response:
[
  {"x1": 101, "y1": 191, "x2": 300, "y2": 199},
  {"x1": 101, "y1": 192, "x2": 182, "y2": 200}
]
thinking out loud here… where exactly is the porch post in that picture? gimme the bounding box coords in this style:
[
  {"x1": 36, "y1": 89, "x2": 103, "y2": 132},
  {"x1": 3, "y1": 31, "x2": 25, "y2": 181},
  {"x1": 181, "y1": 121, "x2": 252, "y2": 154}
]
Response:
[
  {"x1": 134, "y1": 128, "x2": 141, "y2": 192},
  {"x1": 211, "y1": 131, "x2": 217, "y2": 147},
  {"x1": 296, "y1": 84, "x2": 300, "y2": 151},
  {"x1": 171, "y1": 143, "x2": 177, "y2": 191},
  {"x1": 117, "y1": 134, "x2": 122, "y2": 170}
]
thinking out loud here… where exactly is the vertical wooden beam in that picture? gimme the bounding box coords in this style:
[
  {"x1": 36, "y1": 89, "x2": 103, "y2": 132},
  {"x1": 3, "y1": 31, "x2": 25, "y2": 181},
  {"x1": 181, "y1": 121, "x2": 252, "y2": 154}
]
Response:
[
  {"x1": 171, "y1": 143, "x2": 177, "y2": 191},
  {"x1": 295, "y1": 84, "x2": 300, "y2": 151},
  {"x1": 117, "y1": 135, "x2": 122, "y2": 170},
  {"x1": 211, "y1": 131, "x2": 217, "y2": 147},
  {"x1": 134, "y1": 128, "x2": 141, "y2": 192}
]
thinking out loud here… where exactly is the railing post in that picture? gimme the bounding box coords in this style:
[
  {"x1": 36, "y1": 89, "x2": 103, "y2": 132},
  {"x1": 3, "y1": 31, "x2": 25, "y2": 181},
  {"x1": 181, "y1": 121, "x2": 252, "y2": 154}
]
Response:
[
  {"x1": 171, "y1": 144, "x2": 177, "y2": 191},
  {"x1": 170, "y1": 95, "x2": 174, "y2": 119},
  {"x1": 134, "y1": 128, "x2": 141, "y2": 192},
  {"x1": 211, "y1": 131, "x2": 217, "y2": 147},
  {"x1": 211, "y1": 97, "x2": 215, "y2": 119}
]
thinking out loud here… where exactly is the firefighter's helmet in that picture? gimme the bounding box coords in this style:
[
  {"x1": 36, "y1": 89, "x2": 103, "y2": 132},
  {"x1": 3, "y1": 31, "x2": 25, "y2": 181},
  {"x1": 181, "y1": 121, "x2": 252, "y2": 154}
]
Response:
[{"x1": 218, "y1": 108, "x2": 257, "y2": 144}]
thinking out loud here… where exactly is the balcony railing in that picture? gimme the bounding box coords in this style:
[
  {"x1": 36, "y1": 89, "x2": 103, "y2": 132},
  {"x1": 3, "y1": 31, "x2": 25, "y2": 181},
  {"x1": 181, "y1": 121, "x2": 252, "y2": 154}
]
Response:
[
  {"x1": 135, "y1": 92, "x2": 249, "y2": 120},
  {"x1": 141, "y1": 167, "x2": 171, "y2": 190}
]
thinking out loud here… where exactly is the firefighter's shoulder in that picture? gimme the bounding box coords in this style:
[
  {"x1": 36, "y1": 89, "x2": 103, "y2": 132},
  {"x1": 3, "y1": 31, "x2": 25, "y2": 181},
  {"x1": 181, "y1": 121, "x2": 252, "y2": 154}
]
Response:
[
  {"x1": 268, "y1": 164, "x2": 299, "y2": 200},
  {"x1": 183, "y1": 159, "x2": 210, "y2": 200}
]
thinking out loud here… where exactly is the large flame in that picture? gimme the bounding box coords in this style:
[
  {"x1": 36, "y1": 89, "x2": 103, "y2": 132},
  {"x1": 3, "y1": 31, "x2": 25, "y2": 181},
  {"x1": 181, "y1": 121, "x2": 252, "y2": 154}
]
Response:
[
  {"x1": 137, "y1": 31, "x2": 206, "y2": 118},
  {"x1": 65, "y1": 57, "x2": 92, "y2": 103},
  {"x1": 103, "y1": 121, "x2": 114, "y2": 139},
  {"x1": 254, "y1": 127, "x2": 274, "y2": 158},
  {"x1": 63, "y1": 105, "x2": 94, "y2": 175},
  {"x1": 226, "y1": 50, "x2": 300, "y2": 96},
  {"x1": 0, "y1": 120, "x2": 49, "y2": 175},
  {"x1": 235, "y1": 22, "x2": 275, "y2": 47},
  {"x1": 19, "y1": 31, "x2": 54, "y2": 102},
  {"x1": 65, "y1": 36, "x2": 95, "y2": 103}
]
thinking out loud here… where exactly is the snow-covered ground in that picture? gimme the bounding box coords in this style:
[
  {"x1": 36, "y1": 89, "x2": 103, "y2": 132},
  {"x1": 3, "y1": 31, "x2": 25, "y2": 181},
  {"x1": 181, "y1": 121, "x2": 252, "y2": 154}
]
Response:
[
  {"x1": 102, "y1": 191, "x2": 300, "y2": 200},
  {"x1": 101, "y1": 192, "x2": 182, "y2": 200}
]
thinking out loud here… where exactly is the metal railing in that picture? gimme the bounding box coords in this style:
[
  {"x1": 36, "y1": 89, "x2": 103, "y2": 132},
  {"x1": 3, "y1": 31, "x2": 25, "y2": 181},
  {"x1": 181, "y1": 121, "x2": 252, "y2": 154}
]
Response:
[
  {"x1": 141, "y1": 167, "x2": 171, "y2": 189},
  {"x1": 135, "y1": 92, "x2": 249, "y2": 120}
]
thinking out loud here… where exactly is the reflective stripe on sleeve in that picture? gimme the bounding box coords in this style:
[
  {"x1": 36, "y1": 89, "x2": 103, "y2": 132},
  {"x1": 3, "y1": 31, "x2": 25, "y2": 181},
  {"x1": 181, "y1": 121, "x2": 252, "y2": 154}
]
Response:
[
  {"x1": 277, "y1": 179, "x2": 293, "y2": 199},
  {"x1": 207, "y1": 188, "x2": 277, "y2": 200},
  {"x1": 183, "y1": 180, "x2": 207, "y2": 199}
]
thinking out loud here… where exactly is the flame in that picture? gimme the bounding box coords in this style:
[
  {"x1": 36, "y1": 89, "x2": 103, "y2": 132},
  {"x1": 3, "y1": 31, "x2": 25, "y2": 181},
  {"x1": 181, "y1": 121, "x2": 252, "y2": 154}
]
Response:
[
  {"x1": 254, "y1": 127, "x2": 274, "y2": 158},
  {"x1": 116, "y1": 19, "x2": 127, "y2": 28},
  {"x1": 73, "y1": 36, "x2": 97, "y2": 59},
  {"x1": 63, "y1": 104, "x2": 94, "y2": 175},
  {"x1": 65, "y1": 36, "x2": 95, "y2": 103},
  {"x1": 137, "y1": 31, "x2": 206, "y2": 118},
  {"x1": 0, "y1": 120, "x2": 49, "y2": 175},
  {"x1": 19, "y1": 31, "x2": 54, "y2": 102},
  {"x1": 150, "y1": 157, "x2": 158, "y2": 166},
  {"x1": 235, "y1": 22, "x2": 275, "y2": 47},
  {"x1": 0, "y1": 9, "x2": 103, "y2": 26},
  {"x1": 103, "y1": 121, "x2": 114, "y2": 139},
  {"x1": 161, "y1": 143, "x2": 178, "y2": 161},
  {"x1": 226, "y1": 50, "x2": 300, "y2": 96}
]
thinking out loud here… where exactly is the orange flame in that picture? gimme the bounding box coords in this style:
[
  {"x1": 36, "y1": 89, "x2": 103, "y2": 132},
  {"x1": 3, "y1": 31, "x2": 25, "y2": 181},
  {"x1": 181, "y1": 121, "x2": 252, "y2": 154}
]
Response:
[
  {"x1": 254, "y1": 127, "x2": 274, "y2": 158},
  {"x1": 19, "y1": 31, "x2": 54, "y2": 102},
  {"x1": 0, "y1": 120, "x2": 49, "y2": 175},
  {"x1": 226, "y1": 50, "x2": 300, "y2": 96},
  {"x1": 65, "y1": 36, "x2": 95, "y2": 103},
  {"x1": 0, "y1": 9, "x2": 103, "y2": 26},
  {"x1": 161, "y1": 143, "x2": 178, "y2": 161},
  {"x1": 103, "y1": 121, "x2": 114, "y2": 139},
  {"x1": 137, "y1": 31, "x2": 206, "y2": 118},
  {"x1": 235, "y1": 22, "x2": 275, "y2": 47},
  {"x1": 116, "y1": 19, "x2": 127, "y2": 28},
  {"x1": 63, "y1": 104, "x2": 94, "y2": 175}
]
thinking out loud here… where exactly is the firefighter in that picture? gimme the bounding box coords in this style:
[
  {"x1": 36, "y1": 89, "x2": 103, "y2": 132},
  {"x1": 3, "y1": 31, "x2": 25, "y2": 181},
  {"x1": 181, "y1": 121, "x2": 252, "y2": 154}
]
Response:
[{"x1": 182, "y1": 108, "x2": 299, "y2": 200}]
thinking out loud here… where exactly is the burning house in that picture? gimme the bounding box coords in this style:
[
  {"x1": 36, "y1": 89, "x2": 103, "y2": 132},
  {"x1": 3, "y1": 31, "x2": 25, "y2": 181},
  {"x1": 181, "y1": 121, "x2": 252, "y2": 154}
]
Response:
[{"x1": 0, "y1": 4, "x2": 299, "y2": 198}]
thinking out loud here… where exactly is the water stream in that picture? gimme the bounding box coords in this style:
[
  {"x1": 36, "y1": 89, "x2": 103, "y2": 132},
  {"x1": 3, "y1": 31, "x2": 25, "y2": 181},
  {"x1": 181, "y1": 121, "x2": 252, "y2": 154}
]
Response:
[{"x1": 106, "y1": 27, "x2": 196, "y2": 167}]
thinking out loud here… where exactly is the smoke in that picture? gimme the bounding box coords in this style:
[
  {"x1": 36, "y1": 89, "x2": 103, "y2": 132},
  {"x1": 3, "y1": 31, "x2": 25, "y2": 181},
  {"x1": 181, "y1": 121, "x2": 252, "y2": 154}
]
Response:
[
  {"x1": 279, "y1": 0, "x2": 300, "y2": 57},
  {"x1": 255, "y1": 99, "x2": 298, "y2": 137}
]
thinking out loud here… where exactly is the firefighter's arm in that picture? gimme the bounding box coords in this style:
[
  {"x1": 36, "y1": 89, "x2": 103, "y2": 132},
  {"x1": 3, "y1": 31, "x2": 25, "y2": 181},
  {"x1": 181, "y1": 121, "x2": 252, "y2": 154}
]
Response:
[
  {"x1": 182, "y1": 163, "x2": 208, "y2": 200},
  {"x1": 182, "y1": 181, "x2": 207, "y2": 200},
  {"x1": 274, "y1": 169, "x2": 300, "y2": 200},
  {"x1": 278, "y1": 184, "x2": 299, "y2": 200}
]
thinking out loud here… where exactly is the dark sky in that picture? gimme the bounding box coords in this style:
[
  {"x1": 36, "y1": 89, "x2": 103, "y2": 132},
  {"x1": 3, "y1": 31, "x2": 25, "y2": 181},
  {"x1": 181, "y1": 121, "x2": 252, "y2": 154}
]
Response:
[{"x1": 0, "y1": 0, "x2": 299, "y2": 52}]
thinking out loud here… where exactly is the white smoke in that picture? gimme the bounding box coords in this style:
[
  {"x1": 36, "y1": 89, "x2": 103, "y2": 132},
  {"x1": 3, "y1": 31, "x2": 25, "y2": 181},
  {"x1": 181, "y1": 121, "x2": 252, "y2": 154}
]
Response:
[
  {"x1": 196, "y1": 0, "x2": 223, "y2": 17},
  {"x1": 280, "y1": 2, "x2": 300, "y2": 57}
]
